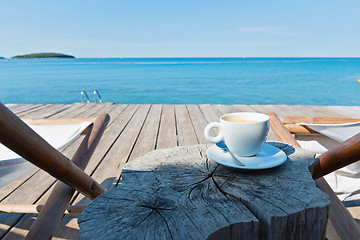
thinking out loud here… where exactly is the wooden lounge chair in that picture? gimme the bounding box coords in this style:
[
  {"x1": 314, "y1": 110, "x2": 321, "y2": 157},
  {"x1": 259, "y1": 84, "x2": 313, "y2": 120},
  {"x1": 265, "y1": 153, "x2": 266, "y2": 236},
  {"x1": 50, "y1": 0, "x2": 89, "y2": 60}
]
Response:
[
  {"x1": 0, "y1": 102, "x2": 110, "y2": 239},
  {"x1": 268, "y1": 112, "x2": 360, "y2": 240}
]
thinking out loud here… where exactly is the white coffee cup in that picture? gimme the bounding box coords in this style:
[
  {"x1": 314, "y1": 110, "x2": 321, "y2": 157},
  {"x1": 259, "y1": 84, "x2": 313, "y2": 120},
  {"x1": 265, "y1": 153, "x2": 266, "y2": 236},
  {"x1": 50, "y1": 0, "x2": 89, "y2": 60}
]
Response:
[{"x1": 204, "y1": 112, "x2": 270, "y2": 157}]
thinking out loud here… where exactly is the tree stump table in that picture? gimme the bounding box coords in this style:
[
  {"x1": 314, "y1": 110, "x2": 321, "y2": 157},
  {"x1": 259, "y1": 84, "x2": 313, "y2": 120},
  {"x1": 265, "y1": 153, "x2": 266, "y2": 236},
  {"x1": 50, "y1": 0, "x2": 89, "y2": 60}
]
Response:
[{"x1": 79, "y1": 143, "x2": 330, "y2": 240}]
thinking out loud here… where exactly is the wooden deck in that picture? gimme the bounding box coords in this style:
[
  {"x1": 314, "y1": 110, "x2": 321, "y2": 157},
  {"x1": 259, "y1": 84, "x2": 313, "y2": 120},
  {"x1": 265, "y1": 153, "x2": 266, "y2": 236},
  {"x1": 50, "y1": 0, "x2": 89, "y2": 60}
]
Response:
[{"x1": 1, "y1": 103, "x2": 360, "y2": 239}]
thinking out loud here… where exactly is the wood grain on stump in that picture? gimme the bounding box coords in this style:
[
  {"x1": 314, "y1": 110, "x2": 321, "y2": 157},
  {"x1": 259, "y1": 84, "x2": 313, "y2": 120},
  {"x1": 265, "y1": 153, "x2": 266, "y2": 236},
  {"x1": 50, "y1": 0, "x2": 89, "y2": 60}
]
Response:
[{"x1": 79, "y1": 143, "x2": 330, "y2": 240}]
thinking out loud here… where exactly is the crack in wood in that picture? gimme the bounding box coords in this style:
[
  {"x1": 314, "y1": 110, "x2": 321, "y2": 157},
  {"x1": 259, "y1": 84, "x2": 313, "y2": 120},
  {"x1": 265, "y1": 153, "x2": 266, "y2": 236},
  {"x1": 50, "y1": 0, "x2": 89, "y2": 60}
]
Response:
[{"x1": 187, "y1": 165, "x2": 220, "y2": 200}]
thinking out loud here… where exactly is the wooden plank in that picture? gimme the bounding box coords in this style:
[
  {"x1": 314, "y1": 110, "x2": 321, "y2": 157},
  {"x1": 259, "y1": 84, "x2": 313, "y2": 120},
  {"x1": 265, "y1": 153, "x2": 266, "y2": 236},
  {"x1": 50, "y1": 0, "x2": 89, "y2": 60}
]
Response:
[
  {"x1": 304, "y1": 105, "x2": 346, "y2": 118},
  {"x1": 199, "y1": 104, "x2": 221, "y2": 121},
  {"x1": 156, "y1": 105, "x2": 177, "y2": 149},
  {"x1": 215, "y1": 104, "x2": 255, "y2": 115},
  {"x1": 19, "y1": 104, "x2": 70, "y2": 119},
  {"x1": 4, "y1": 104, "x2": 18, "y2": 109},
  {"x1": 16, "y1": 104, "x2": 54, "y2": 118},
  {"x1": 210, "y1": 104, "x2": 225, "y2": 117},
  {"x1": 285, "y1": 105, "x2": 325, "y2": 117},
  {"x1": 318, "y1": 106, "x2": 353, "y2": 118},
  {"x1": 186, "y1": 105, "x2": 209, "y2": 144},
  {"x1": 128, "y1": 105, "x2": 162, "y2": 161},
  {"x1": 174, "y1": 105, "x2": 198, "y2": 146},
  {"x1": 5, "y1": 104, "x2": 29, "y2": 112},
  {"x1": 247, "y1": 104, "x2": 274, "y2": 114},
  {"x1": 8, "y1": 104, "x2": 37, "y2": 114},
  {"x1": 0, "y1": 204, "x2": 83, "y2": 214},
  {"x1": 280, "y1": 116, "x2": 360, "y2": 124},
  {"x1": 49, "y1": 104, "x2": 89, "y2": 119},
  {"x1": 21, "y1": 118, "x2": 94, "y2": 125},
  {"x1": 325, "y1": 106, "x2": 360, "y2": 118},
  {"x1": 275, "y1": 105, "x2": 313, "y2": 117},
  {"x1": 72, "y1": 103, "x2": 112, "y2": 118},
  {"x1": 264, "y1": 105, "x2": 294, "y2": 116},
  {"x1": 12, "y1": 104, "x2": 46, "y2": 115},
  {"x1": 81, "y1": 104, "x2": 133, "y2": 176}
]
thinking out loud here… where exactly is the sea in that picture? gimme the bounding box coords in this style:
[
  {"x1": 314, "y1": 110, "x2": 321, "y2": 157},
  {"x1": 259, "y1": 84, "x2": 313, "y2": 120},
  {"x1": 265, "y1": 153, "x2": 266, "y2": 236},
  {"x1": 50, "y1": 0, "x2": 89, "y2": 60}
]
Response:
[{"x1": 1, "y1": 58, "x2": 360, "y2": 105}]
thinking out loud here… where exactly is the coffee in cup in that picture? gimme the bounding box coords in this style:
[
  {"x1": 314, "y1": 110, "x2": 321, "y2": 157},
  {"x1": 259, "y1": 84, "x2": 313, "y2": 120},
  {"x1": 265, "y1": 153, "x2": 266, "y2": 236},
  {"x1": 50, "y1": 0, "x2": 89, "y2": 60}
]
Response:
[{"x1": 204, "y1": 112, "x2": 270, "y2": 156}]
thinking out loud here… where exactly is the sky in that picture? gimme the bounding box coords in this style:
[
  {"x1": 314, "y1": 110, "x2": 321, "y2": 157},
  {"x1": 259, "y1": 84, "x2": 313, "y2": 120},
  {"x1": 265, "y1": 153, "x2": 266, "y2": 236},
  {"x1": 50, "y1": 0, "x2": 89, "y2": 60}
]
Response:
[{"x1": 0, "y1": 0, "x2": 359, "y2": 58}]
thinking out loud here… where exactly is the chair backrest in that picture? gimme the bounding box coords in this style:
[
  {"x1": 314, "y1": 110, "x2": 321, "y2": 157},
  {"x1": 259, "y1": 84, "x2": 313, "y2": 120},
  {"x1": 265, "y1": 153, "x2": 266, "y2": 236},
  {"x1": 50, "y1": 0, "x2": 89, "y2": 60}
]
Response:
[
  {"x1": 268, "y1": 112, "x2": 360, "y2": 240},
  {"x1": 268, "y1": 112, "x2": 360, "y2": 179}
]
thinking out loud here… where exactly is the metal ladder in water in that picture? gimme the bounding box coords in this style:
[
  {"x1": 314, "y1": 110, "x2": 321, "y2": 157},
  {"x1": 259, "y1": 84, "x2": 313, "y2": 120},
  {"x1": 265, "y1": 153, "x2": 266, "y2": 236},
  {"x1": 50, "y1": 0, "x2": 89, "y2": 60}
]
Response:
[{"x1": 81, "y1": 90, "x2": 102, "y2": 103}]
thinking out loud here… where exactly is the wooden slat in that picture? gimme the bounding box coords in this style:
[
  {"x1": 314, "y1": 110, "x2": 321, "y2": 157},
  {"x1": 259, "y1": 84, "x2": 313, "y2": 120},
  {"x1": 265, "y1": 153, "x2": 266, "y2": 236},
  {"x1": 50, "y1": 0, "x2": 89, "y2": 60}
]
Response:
[
  {"x1": 186, "y1": 105, "x2": 208, "y2": 144},
  {"x1": 280, "y1": 116, "x2": 360, "y2": 124},
  {"x1": 246, "y1": 104, "x2": 272, "y2": 114},
  {"x1": 16, "y1": 104, "x2": 54, "y2": 118},
  {"x1": 156, "y1": 105, "x2": 177, "y2": 149},
  {"x1": 285, "y1": 124, "x2": 319, "y2": 134},
  {"x1": 325, "y1": 106, "x2": 360, "y2": 118},
  {"x1": 174, "y1": 105, "x2": 198, "y2": 146},
  {"x1": 6, "y1": 104, "x2": 32, "y2": 112},
  {"x1": 0, "y1": 204, "x2": 84, "y2": 214},
  {"x1": 275, "y1": 105, "x2": 311, "y2": 117},
  {"x1": 49, "y1": 104, "x2": 89, "y2": 119},
  {"x1": 37, "y1": 104, "x2": 72, "y2": 119},
  {"x1": 200, "y1": 104, "x2": 222, "y2": 121},
  {"x1": 73, "y1": 104, "x2": 111, "y2": 118},
  {"x1": 215, "y1": 104, "x2": 255, "y2": 115},
  {"x1": 305, "y1": 105, "x2": 347, "y2": 118},
  {"x1": 128, "y1": 104, "x2": 162, "y2": 161},
  {"x1": 21, "y1": 118, "x2": 93, "y2": 125},
  {"x1": 4, "y1": 104, "x2": 18, "y2": 109},
  {"x1": 11, "y1": 104, "x2": 45, "y2": 115}
]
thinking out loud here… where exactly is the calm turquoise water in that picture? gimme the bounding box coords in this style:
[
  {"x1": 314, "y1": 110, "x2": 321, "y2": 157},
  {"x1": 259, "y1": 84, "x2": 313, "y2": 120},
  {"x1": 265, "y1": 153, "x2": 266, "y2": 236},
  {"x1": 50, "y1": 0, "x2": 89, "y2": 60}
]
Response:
[{"x1": 1, "y1": 58, "x2": 360, "y2": 105}]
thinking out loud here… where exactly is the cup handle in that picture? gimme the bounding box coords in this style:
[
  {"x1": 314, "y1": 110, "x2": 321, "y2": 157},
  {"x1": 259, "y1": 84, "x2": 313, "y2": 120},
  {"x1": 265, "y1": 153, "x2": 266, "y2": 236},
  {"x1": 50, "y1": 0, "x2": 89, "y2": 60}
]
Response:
[{"x1": 204, "y1": 122, "x2": 223, "y2": 143}]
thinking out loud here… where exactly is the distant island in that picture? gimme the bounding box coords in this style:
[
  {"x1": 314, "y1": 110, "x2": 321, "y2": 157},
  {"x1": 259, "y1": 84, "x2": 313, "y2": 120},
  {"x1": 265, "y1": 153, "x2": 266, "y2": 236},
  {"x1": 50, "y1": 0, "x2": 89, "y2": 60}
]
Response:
[
  {"x1": 12, "y1": 53, "x2": 75, "y2": 59},
  {"x1": 0, "y1": 57, "x2": 5, "y2": 59}
]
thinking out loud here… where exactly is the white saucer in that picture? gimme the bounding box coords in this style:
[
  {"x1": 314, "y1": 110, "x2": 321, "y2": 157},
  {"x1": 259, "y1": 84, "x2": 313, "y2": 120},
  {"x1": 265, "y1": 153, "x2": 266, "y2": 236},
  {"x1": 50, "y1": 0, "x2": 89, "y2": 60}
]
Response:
[{"x1": 207, "y1": 143, "x2": 287, "y2": 170}]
